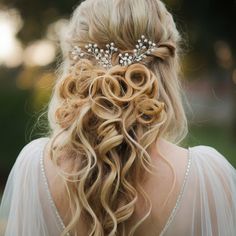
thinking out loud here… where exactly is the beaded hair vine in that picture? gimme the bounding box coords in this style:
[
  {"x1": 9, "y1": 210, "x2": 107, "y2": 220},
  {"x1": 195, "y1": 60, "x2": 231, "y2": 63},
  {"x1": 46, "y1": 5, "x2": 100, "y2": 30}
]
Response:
[{"x1": 69, "y1": 35, "x2": 157, "y2": 69}]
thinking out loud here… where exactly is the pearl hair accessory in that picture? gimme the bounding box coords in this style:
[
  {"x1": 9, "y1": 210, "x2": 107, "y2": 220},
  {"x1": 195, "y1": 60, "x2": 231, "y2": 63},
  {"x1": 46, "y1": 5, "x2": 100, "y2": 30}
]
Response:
[{"x1": 70, "y1": 35, "x2": 157, "y2": 69}]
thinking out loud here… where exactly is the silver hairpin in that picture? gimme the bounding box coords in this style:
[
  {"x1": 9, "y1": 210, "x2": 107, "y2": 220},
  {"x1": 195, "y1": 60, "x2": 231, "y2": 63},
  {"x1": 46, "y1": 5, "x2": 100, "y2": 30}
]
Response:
[{"x1": 70, "y1": 35, "x2": 157, "y2": 68}]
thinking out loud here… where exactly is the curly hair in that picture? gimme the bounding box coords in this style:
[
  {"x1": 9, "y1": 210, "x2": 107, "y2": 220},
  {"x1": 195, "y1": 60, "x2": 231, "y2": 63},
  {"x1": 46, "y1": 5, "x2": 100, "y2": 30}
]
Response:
[{"x1": 47, "y1": 0, "x2": 188, "y2": 235}]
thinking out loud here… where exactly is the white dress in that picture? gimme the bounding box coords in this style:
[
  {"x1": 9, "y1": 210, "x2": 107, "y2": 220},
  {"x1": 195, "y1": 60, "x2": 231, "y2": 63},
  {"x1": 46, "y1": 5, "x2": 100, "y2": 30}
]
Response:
[{"x1": 0, "y1": 137, "x2": 235, "y2": 236}]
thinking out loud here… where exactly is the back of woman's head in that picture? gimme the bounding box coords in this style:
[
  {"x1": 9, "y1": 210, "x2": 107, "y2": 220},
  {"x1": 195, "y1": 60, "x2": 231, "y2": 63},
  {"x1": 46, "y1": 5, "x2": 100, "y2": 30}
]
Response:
[{"x1": 47, "y1": 0, "x2": 188, "y2": 235}]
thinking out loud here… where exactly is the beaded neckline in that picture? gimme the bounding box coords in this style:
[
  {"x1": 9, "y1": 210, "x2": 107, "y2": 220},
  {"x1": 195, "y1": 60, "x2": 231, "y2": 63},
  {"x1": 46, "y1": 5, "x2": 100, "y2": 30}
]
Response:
[
  {"x1": 159, "y1": 147, "x2": 193, "y2": 236},
  {"x1": 39, "y1": 138, "x2": 192, "y2": 236},
  {"x1": 40, "y1": 138, "x2": 71, "y2": 236}
]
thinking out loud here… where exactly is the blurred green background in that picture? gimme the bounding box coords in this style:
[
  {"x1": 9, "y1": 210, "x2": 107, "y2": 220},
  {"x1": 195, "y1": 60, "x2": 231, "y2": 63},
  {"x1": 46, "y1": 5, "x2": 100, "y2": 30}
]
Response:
[{"x1": 0, "y1": 0, "x2": 235, "y2": 194}]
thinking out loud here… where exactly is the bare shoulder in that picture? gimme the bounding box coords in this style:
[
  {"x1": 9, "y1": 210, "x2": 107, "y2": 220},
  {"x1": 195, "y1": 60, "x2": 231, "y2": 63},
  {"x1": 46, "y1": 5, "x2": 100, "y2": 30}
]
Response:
[
  {"x1": 42, "y1": 139, "x2": 76, "y2": 226},
  {"x1": 134, "y1": 138, "x2": 189, "y2": 235},
  {"x1": 148, "y1": 138, "x2": 189, "y2": 179}
]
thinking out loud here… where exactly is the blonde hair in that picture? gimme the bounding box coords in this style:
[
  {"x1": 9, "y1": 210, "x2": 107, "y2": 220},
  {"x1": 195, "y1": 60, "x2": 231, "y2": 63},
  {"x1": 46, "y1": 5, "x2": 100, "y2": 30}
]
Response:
[{"x1": 47, "y1": 0, "x2": 188, "y2": 235}]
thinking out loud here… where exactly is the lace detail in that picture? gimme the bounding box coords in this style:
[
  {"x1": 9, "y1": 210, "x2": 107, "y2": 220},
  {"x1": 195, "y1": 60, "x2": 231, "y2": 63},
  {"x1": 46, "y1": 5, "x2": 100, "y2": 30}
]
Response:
[{"x1": 159, "y1": 147, "x2": 193, "y2": 236}]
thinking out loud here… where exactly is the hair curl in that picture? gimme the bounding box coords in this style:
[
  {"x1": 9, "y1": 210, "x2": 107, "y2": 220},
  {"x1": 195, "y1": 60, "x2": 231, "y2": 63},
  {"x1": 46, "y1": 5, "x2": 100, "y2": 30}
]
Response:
[{"x1": 47, "y1": 0, "x2": 188, "y2": 235}]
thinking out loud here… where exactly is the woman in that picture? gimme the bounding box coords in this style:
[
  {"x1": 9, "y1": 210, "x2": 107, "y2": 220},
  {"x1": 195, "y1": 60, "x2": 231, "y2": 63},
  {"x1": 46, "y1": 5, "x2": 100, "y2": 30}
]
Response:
[{"x1": 0, "y1": 0, "x2": 236, "y2": 235}]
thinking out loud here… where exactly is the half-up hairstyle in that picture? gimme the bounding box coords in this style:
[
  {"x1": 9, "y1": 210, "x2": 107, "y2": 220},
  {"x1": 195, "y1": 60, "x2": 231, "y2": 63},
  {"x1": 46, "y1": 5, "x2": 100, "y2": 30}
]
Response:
[{"x1": 47, "y1": 0, "x2": 188, "y2": 235}]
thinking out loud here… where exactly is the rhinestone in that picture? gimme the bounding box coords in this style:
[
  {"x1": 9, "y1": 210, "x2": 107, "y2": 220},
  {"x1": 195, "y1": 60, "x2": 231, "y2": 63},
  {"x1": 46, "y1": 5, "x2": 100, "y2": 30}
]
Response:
[{"x1": 141, "y1": 35, "x2": 145, "y2": 39}]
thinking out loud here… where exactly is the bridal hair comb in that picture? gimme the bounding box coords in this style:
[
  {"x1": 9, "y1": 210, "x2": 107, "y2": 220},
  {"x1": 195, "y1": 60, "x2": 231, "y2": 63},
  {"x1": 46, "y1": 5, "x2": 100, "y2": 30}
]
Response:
[{"x1": 70, "y1": 35, "x2": 157, "y2": 69}]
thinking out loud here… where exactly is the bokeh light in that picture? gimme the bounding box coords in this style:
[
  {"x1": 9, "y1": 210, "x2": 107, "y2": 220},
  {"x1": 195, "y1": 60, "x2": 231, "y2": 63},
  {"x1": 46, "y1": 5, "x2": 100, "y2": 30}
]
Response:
[
  {"x1": 0, "y1": 8, "x2": 24, "y2": 67},
  {"x1": 23, "y1": 40, "x2": 56, "y2": 67}
]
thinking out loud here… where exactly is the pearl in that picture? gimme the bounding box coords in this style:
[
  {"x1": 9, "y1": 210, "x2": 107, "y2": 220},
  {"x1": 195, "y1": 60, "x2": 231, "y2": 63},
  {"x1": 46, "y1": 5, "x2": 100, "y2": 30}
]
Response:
[{"x1": 69, "y1": 36, "x2": 158, "y2": 70}]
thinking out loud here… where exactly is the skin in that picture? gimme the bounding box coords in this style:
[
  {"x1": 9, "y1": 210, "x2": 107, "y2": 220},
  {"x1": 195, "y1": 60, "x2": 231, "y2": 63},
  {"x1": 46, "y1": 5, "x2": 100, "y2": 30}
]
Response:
[{"x1": 43, "y1": 137, "x2": 189, "y2": 235}]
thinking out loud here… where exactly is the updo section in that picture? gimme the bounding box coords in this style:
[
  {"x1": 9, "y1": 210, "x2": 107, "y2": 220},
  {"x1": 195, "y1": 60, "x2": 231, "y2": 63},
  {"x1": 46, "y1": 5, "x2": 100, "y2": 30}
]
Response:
[{"x1": 55, "y1": 59, "x2": 166, "y2": 136}]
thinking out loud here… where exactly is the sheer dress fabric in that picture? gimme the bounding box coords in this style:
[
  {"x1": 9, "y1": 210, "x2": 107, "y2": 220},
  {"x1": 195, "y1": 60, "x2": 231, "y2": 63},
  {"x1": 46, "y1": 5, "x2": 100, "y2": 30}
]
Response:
[{"x1": 0, "y1": 137, "x2": 235, "y2": 236}]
